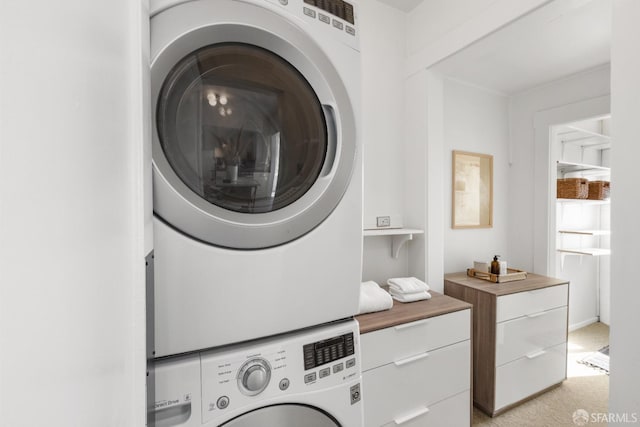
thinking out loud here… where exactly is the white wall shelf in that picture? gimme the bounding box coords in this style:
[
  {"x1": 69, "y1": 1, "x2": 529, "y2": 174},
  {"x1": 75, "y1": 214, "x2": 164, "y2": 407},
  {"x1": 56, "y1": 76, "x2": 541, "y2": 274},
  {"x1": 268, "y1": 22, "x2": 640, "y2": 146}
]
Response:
[
  {"x1": 557, "y1": 198, "x2": 610, "y2": 205},
  {"x1": 557, "y1": 126, "x2": 611, "y2": 149},
  {"x1": 557, "y1": 161, "x2": 610, "y2": 177},
  {"x1": 558, "y1": 229, "x2": 611, "y2": 236},
  {"x1": 557, "y1": 248, "x2": 611, "y2": 256},
  {"x1": 363, "y1": 228, "x2": 424, "y2": 259}
]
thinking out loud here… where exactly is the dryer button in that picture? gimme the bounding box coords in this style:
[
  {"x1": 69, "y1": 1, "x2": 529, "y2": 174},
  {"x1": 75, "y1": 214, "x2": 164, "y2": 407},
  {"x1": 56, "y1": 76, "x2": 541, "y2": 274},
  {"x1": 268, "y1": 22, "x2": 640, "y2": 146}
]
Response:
[
  {"x1": 303, "y1": 7, "x2": 316, "y2": 18},
  {"x1": 279, "y1": 0, "x2": 288, "y2": 5}
]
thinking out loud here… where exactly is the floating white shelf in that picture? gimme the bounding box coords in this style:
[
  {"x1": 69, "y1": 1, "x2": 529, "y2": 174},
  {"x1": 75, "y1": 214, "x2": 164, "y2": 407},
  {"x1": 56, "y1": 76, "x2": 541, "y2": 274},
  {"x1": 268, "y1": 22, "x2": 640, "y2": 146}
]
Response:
[
  {"x1": 556, "y1": 161, "x2": 610, "y2": 177},
  {"x1": 557, "y1": 198, "x2": 610, "y2": 205},
  {"x1": 557, "y1": 248, "x2": 611, "y2": 256},
  {"x1": 363, "y1": 228, "x2": 424, "y2": 258},
  {"x1": 557, "y1": 126, "x2": 611, "y2": 149},
  {"x1": 558, "y1": 229, "x2": 611, "y2": 236}
]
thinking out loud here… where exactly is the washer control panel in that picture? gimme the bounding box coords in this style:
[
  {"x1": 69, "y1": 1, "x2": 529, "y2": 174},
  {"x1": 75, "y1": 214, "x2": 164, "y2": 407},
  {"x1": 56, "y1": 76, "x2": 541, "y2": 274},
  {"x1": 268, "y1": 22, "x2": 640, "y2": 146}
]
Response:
[
  {"x1": 199, "y1": 320, "x2": 360, "y2": 425},
  {"x1": 303, "y1": 332, "x2": 355, "y2": 370}
]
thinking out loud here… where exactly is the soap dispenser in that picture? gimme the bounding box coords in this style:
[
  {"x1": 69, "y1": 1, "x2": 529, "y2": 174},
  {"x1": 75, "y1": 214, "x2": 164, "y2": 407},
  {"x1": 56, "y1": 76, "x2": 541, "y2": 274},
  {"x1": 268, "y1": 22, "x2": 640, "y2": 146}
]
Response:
[{"x1": 491, "y1": 255, "x2": 501, "y2": 275}]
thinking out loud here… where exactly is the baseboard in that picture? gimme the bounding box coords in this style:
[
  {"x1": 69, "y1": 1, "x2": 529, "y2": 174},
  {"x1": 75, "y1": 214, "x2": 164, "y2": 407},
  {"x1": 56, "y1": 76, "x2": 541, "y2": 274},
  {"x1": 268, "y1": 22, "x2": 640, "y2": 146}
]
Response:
[{"x1": 569, "y1": 317, "x2": 599, "y2": 332}]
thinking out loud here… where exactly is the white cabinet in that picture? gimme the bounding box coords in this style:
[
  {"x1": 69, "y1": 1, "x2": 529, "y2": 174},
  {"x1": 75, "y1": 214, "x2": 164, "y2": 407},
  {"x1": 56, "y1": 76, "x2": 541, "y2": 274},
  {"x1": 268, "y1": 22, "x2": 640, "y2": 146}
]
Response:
[
  {"x1": 445, "y1": 272, "x2": 569, "y2": 416},
  {"x1": 356, "y1": 293, "x2": 472, "y2": 427}
]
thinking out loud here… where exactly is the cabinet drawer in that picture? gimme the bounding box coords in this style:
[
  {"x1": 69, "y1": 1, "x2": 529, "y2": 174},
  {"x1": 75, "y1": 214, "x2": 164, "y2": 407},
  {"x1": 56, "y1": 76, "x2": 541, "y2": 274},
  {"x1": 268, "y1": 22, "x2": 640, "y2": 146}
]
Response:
[
  {"x1": 360, "y1": 309, "x2": 470, "y2": 372},
  {"x1": 496, "y1": 284, "x2": 568, "y2": 323},
  {"x1": 380, "y1": 390, "x2": 470, "y2": 427},
  {"x1": 495, "y1": 342, "x2": 567, "y2": 411},
  {"x1": 496, "y1": 306, "x2": 567, "y2": 366},
  {"x1": 362, "y1": 340, "x2": 470, "y2": 426}
]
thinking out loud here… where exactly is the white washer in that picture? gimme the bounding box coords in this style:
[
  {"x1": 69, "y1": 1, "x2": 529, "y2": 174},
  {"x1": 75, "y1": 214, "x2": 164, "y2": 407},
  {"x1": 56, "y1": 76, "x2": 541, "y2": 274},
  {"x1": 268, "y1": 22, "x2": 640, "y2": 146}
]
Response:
[
  {"x1": 150, "y1": 320, "x2": 363, "y2": 427},
  {"x1": 150, "y1": 0, "x2": 362, "y2": 358}
]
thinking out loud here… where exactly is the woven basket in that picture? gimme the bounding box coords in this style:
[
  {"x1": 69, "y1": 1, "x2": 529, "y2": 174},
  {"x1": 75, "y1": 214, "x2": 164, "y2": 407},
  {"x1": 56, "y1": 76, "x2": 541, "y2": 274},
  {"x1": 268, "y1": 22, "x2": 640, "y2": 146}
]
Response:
[
  {"x1": 588, "y1": 181, "x2": 610, "y2": 200},
  {"x1": 557, "y1": 178, "x2": 588, "y2": 199}
]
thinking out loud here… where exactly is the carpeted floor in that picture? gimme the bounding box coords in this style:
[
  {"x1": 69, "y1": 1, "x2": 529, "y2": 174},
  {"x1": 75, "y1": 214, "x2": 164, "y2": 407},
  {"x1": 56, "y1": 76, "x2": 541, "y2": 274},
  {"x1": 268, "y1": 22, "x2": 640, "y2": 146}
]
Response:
[{"x1": 472, "y1": 322, "x2": 610, "y2": 427}]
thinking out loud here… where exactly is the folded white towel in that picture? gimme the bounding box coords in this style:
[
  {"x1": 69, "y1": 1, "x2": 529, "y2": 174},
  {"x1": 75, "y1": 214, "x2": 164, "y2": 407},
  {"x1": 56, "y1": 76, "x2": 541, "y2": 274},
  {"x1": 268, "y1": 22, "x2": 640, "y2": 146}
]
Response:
[
  {"x1": 358, "y1": 281, "x2": 393, "y2": 314},
  {"x1": 387, "y1": 277, "x2": 430, "y2": 294},
  {"x1": 390, "y1": 289, "x2": 432, "y2": 303}
]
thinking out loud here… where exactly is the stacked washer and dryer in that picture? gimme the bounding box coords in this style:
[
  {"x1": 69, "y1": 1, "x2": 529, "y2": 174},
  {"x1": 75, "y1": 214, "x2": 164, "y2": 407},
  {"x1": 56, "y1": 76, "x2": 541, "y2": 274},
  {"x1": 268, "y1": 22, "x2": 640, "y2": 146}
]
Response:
[{"x1": 148, "y1": 0, "x2": 363, "y2": 425}]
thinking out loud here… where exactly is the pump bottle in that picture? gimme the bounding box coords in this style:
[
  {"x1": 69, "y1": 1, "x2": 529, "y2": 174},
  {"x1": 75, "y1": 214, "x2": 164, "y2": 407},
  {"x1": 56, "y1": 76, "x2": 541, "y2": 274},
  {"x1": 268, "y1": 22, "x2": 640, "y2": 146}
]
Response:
[{"x1": 491, "y1": 255, "x2": 501, "y2": 275}]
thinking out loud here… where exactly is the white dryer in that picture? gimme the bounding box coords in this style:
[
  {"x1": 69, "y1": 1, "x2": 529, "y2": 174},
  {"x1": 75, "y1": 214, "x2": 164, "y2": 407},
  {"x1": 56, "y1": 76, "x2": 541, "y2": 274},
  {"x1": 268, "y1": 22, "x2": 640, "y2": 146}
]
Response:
[
  {"x1": 149, "y1": 320, "x2": 363, "y2": 427},
  {"x1": 150, "y1": 0, "x2": 362, "y2": 357}
]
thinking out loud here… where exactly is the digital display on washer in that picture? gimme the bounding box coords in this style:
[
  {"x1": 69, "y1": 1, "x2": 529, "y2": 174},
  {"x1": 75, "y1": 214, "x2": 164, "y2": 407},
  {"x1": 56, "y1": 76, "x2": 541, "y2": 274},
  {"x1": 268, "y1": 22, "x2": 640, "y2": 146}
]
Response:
[
  {"x1": 304, "y1": 0, "x2": 355, "y2": 25},
  {"x1": 303, "y1": 332, "x2": 355, "y2": 370}
]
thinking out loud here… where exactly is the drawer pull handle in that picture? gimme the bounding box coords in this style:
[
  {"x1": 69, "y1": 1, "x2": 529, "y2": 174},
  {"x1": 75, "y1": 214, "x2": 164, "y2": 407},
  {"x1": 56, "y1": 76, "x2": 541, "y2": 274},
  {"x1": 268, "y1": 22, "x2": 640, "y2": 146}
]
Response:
[
  {"x1": 526, "y1": 350, "x2": 546, "y2": 359},
  {"x1": 526, "y1": 311, "x2": 547, "y2": 318},
  {"x1": 394, "y1": 352, "x2": 429, "y2": 367},
  {"x1": 394, "y1": 318, "x2": 429, "y2": 331},
  {"x1": 394, "y1": 406, "x2": 430, "y2": 425}
]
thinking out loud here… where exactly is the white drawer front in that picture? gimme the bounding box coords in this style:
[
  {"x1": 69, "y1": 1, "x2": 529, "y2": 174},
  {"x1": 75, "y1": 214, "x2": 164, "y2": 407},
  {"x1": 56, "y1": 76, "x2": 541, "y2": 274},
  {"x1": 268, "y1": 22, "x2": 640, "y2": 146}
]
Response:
[
  {"x1": 495, "y1": 342, "x2": 567, "y2": 411},
  {"x1": 496, "y1": 306, "x2": 567, "y2": 366},
  {"x1": 362, "y1": 340, "x2": 470, "y2": 426},
  {"x1": 496, "y1": 284, "x2": 568, "y2": 323},
  {"x1": 361, "y1": 309, "x2": 470, "y2": 372},
  {"x1": 381, "y1": 390, "x2": 470, "y2": 427}
]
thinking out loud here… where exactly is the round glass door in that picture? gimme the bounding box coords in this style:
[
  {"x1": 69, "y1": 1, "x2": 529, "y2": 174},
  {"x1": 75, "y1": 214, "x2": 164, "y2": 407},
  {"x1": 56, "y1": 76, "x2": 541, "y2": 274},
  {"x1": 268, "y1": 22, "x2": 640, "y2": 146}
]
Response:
[
  {"x1": 157, "y1": 43, "x2": 327, "y2": 214},
  {"x1": 221, "y1": 404, "x2": 340, "y2": 427}
]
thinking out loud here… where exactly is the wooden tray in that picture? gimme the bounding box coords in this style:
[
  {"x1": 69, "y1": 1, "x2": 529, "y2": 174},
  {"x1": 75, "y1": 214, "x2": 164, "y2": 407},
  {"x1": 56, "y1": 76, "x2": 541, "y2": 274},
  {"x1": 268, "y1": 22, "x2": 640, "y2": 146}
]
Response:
[{"x1": 466, "y1": 268, "x2": 527, "y2": 283}]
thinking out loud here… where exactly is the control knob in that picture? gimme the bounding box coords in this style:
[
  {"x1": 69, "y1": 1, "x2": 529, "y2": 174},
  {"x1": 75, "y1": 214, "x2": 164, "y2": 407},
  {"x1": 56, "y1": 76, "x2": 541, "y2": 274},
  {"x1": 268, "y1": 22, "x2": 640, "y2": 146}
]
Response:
[{"x1": 237, "y1": 358, "x2": 271, "y2": 396}]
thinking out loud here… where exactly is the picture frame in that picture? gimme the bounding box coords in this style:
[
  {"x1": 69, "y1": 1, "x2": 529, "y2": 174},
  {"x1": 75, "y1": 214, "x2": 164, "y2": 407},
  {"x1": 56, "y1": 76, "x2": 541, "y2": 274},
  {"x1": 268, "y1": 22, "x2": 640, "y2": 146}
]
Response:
[{"x1": 452, "y1": 150, "x2": 493, "y2": 229}]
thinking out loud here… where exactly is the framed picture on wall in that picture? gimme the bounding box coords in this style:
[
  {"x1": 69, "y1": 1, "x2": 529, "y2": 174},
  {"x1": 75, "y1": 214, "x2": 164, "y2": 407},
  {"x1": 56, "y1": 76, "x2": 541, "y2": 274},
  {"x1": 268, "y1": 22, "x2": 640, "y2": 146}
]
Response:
[{"x1": 452, "y1": 150, "x2": 493, "y2": 229}]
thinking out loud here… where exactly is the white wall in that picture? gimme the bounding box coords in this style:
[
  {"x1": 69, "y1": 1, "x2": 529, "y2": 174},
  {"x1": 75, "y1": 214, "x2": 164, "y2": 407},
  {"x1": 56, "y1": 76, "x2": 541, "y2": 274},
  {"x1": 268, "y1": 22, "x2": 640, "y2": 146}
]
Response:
[
  {"x1": 360, "y1": 0, "x2": 407, "y2": 230},
  {"x1": 609, "y1": 0, "x2": 640, "y2": 419},
  {"x1": 360, "y1": 0, "x2": 411, "y2": 283},
  {"x1": 442, "y1": 79, "x2": 510, "y2": 273},
  {"x1": 508, "y1": 66, "x2": 610, "y2": 273},
  {"x1": 0, "y1": 1, "x2": 149, "y2": 426}
]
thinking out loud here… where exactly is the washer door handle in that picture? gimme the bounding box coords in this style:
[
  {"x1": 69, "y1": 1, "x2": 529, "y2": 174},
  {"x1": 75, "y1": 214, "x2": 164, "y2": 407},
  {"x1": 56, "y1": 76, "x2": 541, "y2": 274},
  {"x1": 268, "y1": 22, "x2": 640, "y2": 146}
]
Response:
[{"x1": 320, "y1": 104, "x2": 338, "y2": 177}]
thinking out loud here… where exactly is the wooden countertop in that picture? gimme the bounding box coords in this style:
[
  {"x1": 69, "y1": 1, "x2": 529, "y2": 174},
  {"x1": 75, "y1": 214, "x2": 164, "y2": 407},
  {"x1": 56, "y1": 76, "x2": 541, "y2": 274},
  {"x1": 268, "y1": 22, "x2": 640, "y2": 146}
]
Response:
[
  {"x1": 444, "y1": 271, "x2": 568, "y2": 296},
  {"x1": 355, "y1": 291, "x2": 471, "y2": 334}
]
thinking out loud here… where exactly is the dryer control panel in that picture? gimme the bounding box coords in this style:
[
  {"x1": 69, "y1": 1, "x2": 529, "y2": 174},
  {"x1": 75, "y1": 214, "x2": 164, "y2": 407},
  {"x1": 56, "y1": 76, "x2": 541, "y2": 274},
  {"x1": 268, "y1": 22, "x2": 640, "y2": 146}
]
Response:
[
  {"x1": 265, "y1": 0, "x2": 360, "y2": 50},
  {"x1": 303, "y1": 0, "x2": 355, "y2": 24}
]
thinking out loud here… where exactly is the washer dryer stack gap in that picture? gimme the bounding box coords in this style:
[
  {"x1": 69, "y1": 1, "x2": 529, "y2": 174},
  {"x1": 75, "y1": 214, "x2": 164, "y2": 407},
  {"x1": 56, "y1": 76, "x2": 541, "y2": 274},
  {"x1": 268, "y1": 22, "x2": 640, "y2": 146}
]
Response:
[{"x1": 150, "y1": 0, "x2": 362, "y2": 358}]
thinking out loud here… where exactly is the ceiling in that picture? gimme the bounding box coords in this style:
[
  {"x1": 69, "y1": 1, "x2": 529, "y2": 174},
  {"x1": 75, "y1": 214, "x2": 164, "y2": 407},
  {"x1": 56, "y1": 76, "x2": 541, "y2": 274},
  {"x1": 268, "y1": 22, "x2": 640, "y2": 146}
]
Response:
[{"x1": 431, "y1": 0, "x2": 612, "y2": 94}]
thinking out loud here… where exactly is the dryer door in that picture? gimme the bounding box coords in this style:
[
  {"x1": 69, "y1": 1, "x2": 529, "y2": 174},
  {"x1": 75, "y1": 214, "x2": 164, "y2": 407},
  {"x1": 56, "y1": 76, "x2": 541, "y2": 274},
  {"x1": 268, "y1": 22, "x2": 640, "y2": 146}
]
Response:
[
  {"x1": 220, "y1": 404, "x2": 340, "y2": 427},
  {"x1": 151, "y1": 0, "x2": 357, "y2": 249}
]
